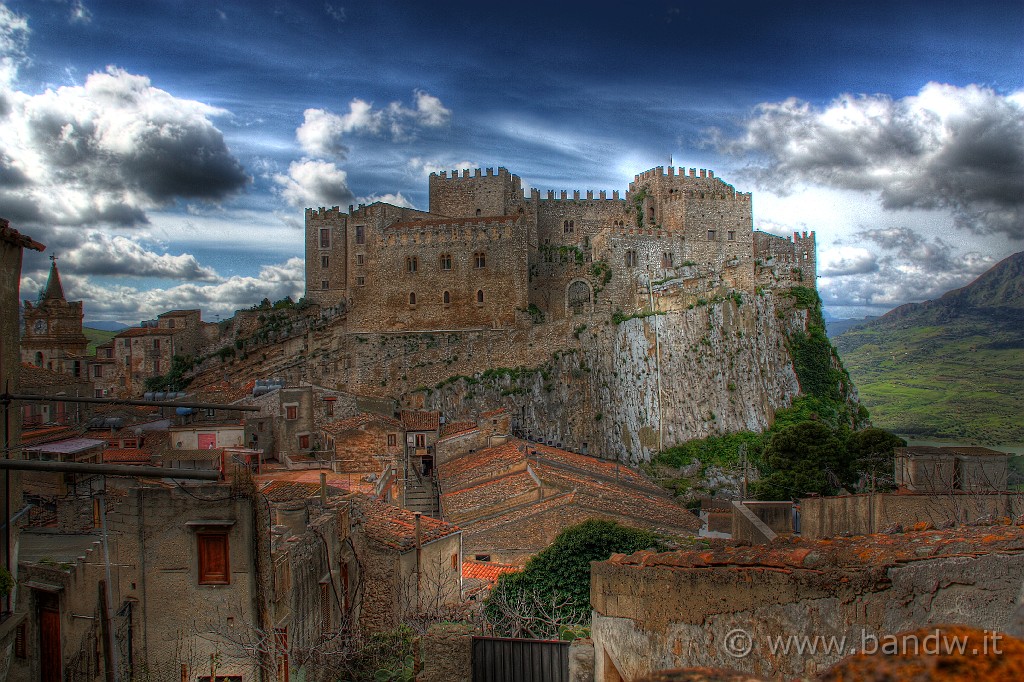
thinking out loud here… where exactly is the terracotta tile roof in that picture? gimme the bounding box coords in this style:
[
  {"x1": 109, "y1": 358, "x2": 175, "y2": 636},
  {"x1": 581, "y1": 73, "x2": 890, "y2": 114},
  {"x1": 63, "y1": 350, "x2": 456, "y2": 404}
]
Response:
[
  {"x1": 191, "y1": 380, "x2": 256, "y2": 405},
  {"x1": 164, "y1": 448, "x2": 223, "y2": 462},
  {"x1": 480, "y1": 408, "x2": 508, "y2": 418},
  {"x1": 606, "y1": 522, "x2": 1024, "y2": 572},
  {"x1": 462, "y1": 559, "x2": 518, "y2": 583},
  {"x1": 259, "y1": 480, "x2": 347, "y2": 502},
  {"x1": 115, "y1": 326, "x2": 176, "y2": 338},
  {"x1": 459, "y1": 492, "x2": 577, "y2": 537},
  {"x1": 441, "y1": 471, "x2": 539, "y2": 521},
  {"x1": 527, "y1": 441, "x2": 649, "y2": 485},
  {"x1": 439, "y1": 421, "x2": 477, "y2": 439},
  {"x1": 349, "y1": 493, "x2": 459, "y2": 551},
  {"x1": 0, "y1": 220, "x2": 45, "y2": 250},
  {"x1": 103, "y1": 449, "x2": 153, "y2": 464},
  {"x1": 389, "y1": 215, "x2": 518, "y2": 230},
  {"x1": 400, "y1": 410, "x2": 440, "y2": 432},
  {"x1": 158, "y1": 309, "x2": 200, "y2": 317},
  {"x1": 20, "y1": 425, "x2": 81, "y2": 448},
  {"x1": 254, "y1": 470, "x2": 376, "y2": 494},
  {"x1": 438, "y1": 441, "x2": 527, "y2": 492},
  {"x1": 19, "y1": 363, "x2": 82, "y2": 387},
  {"x1": 323, "y1": 412, "x2": 403, "y2": 434}
]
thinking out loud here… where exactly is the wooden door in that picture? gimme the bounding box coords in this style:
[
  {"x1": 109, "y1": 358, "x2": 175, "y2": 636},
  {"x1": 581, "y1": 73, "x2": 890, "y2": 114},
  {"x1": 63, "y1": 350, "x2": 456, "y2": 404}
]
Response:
[{"x1": 39, "y1": 593, "x2": 61, "y2": 682}]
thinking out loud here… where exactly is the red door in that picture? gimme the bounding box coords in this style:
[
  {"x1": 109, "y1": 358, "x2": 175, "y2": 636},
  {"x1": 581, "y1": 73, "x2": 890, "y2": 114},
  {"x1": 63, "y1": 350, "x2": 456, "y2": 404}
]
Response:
[
  {"x1": 198, "y1": 433, "x2": 217, "y2": 449},
  {"x1": 39, "y1": 593, "x2": 61, "y2": 682}
]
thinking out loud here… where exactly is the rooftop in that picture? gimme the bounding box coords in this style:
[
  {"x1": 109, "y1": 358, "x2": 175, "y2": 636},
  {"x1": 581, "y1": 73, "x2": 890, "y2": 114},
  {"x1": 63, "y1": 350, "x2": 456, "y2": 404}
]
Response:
[
  {"x1": 898, "y1": 445, "x2": 1010, "y2": 458},
  {"x1": 103, "y1": 449, "x2": 153, "y2": 464},
  {"x1": 24, "y1": 437, "x2": 105, "y2": 455},
  {"x1": 401, "y1": 410, "x2": 440, "y2": 432},
  {"x1": 349, "y1": 494, "x2": 459, "y2": 551},
  {"x1": 259, "y1": 480, "x2": 347, "y2": 503},
  {"x1": 439, "y1": 420, "x2": 477, "y2": 439},
  {"x1": 0, "y1": 219, "x2": 45, "y2": 251},
  {"x1": 115, "y1": 326, "x2": 177, "y2": 338},
  {"x1": 462, "y1": 559, "x2": 518, "y2": 583},
  {"x1": 604, "y1": 522, "x2": 1024, "y2": 572}
]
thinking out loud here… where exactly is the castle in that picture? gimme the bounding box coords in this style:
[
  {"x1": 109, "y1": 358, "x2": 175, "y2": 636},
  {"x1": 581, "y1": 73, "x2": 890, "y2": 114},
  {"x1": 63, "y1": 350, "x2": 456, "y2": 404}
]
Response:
[{"x1": 304, "y1": 166, "x2": 816, "y2": 332}]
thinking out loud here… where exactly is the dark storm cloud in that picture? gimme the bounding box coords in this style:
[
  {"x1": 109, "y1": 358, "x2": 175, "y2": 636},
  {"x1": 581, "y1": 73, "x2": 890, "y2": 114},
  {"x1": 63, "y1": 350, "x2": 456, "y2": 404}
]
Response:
[
  {"x1": 712, "y1": 83, "x2": 1024, "y2": 239},
  {"x1": 0, "y1": 66, "x2": 249, "y2": 228}
]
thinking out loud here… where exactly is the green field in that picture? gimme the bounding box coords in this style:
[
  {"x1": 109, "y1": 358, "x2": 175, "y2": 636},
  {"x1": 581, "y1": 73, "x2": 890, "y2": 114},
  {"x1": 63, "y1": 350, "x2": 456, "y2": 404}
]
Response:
[
  {"x1": 837, "y1": 320, "x2": 1024, "y2": 445},
  {"x1": 83, "y1": 327, "x2": 117, "y2": 354}
]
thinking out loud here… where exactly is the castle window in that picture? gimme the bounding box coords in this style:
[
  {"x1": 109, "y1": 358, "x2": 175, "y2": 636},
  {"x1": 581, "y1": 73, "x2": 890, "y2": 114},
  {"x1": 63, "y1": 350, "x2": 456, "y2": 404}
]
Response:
[
  {"x1": 356, "y1": 253, "x2": 364, "y2": 265},
  {"x1": 406, "y1": 256, "x2": 418, "y2": 274},
  {"x1": 356, "y1": 276, "x2": 366, "y2": 287},
  {"x1": 443, "y1": 291, "x2": 451, "y2": 305},
  {"x1": 474, "y1": 252, "x2": 486, "y2": 269},
  {"x1": 476, "y1": 290, "x2": 484, "y2": 304},
  {"x1": 625, "y1": 250, "x2": 637, "y2": 268},
  {"x1": 409, "y1": 292, "x2": 417, "y2": 305},
  {"x1": 476, "y1": 208, "x2": 481, "y2": 216},
  {"x1": 320, "y1": 228, "x2": 331, "y2": 249},
  {"x1": 387, "y1": 433, "x2": 397, "y2": 447},
  {"x1": 439, "y1": 253, "x2": 452, "y2": 270},
  {"x1": 93, "y1": 365, "x2": 102, "y2": 378},
  {"x1": 153, "y1": 359, "x2": 160, "y2": 373},
  {"x1": 168, "y1": 319, "x2": 175, "y2": 328},
  {"x1": 662, "y1": 252, "x2": 673, "y2": 268},
  {"x1": 707, "y1": 230, "x2": 716, "y2": 240},
  {"x1": 153, "y1": 339, "x2": 160, "y2": 350},
  {"x1": 728, "y1": 231, "x2": 735, "y2": 241},
  {"x1": 355, "y1": 225, "x2": 365, "y2": 244},
  {"x1": 322, "y1": 255, "x2": 329, "y2": 268},
  {"x1": 322, "y1": 280, "x2": 330, "y2": 290}
]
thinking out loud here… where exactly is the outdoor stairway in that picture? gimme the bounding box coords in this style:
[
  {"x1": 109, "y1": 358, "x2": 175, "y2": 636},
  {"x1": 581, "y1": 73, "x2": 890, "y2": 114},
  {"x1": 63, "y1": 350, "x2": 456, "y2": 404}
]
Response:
[{"x1": 404, "y1": 475, "x2": 441, "y2": 519}]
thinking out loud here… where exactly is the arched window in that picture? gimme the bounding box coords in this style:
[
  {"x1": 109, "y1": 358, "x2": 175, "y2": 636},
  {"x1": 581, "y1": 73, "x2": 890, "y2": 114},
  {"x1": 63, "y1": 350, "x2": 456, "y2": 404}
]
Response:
[
  {"x1": 476, "y1": 290, "x2": 484, "y2": 304},
  {"x1": 439, "y1": 253, "x2": 452, "y2": 270},
  {"x1": 474, "y1": 252, "x2": 486, "y2": 269},
  {"x1": 443, "y1": 291, "x2": 451, "y2": 305},
  {"x1": 34, "y1": 351, "x2": 43, "y2": 367},
  {"x1": 406, "y1": 256, "x2": 418, "y2": 273},
  {"x1": 409, "y1": 292, "x2": 416, "y2": 305},
  {"x1": 625, "y1": 250, "x2": 637, "y2": 267},
  {"x1": 475, "y1": 208, "x2": 481, "y2": 216}
]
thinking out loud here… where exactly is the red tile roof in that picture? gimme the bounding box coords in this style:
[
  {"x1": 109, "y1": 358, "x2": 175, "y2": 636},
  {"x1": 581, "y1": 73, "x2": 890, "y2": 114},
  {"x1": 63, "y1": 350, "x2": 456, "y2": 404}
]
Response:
[
  {"x1": 349, "y1": 494, "x2": 459, "y2": 551},
  {"x1": 401, "y1": 410, "x2": 440, "y2": 432},
  {"x1": 606, "y1": 522, "x2": 1024, "y2": 572},
  {"x1": 115, "y1": 326, "x2": 176, "y2": 338},
  {"x1": 19, "y1": 363, "x2": 83, "y2": 387},
  {"x1": 439, "y1": 421, "x2": 477, "y2": 439},
  {"x1": 438, "y1": 441, "x2": 527, "y2": 492},
  {"x1": 323, "y1": 412, "x2": 403, "y2": 434},
  {"x1": 480, "y1": 408, "x2": 508, "y2": 418},
  {"x1": 20, "y1": 425, "x2": 81, "y2": 448},
  {"x1": 103, "y1": 449, "x2": 153, "y2": 464},
  {"x1": 441, "y1": 471, "x2": 540, "y2": 520},
  {"x1": 462, "y1": 559, "x2": 518, "y2": 583}
]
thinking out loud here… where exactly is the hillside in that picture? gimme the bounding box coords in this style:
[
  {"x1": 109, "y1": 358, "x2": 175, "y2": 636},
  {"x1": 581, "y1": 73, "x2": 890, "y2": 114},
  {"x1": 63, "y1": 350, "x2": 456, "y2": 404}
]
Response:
[
  {"x1": 835, "y1": 251, "x2": 1024, "y2": 444},
  {"x1": 83, "y1": 327, "x2": 117, "y2": 354}
]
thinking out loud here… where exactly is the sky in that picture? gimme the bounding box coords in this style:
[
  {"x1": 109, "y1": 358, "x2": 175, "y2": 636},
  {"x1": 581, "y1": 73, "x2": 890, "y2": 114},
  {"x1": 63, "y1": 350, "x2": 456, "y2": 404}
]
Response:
[{"x1": 1, "y1": 0, "x2": 1022, "y2": 324}]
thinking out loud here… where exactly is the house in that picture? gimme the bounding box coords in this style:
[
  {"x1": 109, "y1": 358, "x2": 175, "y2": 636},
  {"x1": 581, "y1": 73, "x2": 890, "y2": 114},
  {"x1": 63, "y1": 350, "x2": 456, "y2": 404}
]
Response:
[
  {"x1": 322, "y1": 412, "x2": 405, "y2": 474},
  {"x1": 18, "y1": 363, "x2": 93, "y2": 428},
  {"x1": 895, "y1": 445, "x2": 1010, "y2": 493},
  {"x1": 437, "y1": 439, "x2": 699, "y2": 564},
  {"x1": 400, "y1": 410, "x2": 441, "y2": 476}
]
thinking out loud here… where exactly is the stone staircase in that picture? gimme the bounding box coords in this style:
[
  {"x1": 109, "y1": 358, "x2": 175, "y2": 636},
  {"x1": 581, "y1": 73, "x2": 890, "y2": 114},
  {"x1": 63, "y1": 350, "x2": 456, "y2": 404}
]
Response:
[{"x1": 404, "y1": 474, "x2": 441, "y2": 519}]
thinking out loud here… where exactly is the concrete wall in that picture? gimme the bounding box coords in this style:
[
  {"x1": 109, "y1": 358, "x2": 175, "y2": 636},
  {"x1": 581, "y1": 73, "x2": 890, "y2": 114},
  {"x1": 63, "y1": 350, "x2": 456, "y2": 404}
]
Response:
[{"x1": 800, "y1": 492, "x2": 1024, "y2": 539}]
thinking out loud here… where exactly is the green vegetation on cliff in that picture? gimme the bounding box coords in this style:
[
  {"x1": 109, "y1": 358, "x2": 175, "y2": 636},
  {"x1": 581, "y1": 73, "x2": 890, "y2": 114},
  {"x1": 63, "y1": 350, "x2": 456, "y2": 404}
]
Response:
[{"x1": 83, "y1": 327, "x2": 116, "y2": 354}]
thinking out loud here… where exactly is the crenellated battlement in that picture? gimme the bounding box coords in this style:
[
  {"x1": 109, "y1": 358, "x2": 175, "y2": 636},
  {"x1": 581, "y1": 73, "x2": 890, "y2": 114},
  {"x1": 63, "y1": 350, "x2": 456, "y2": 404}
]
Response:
[
  {"x1": 305, "y1": 206, "x2": 347, "y2": 221},
  {"x1": 430, "y1": 166, "x2": 514, "y2": 181},
  {"x1": 539, "y1": 189, "x2": 624, "y2": 202},
  {"x1": 633, "y1": 166, "x2": 717, "y2": 183}
]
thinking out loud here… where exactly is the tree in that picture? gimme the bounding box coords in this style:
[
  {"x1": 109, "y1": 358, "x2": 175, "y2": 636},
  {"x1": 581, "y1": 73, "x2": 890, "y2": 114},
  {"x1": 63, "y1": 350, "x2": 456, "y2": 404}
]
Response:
[
  {"x1": 751, "y1": 421, "x2": 844, "y2": 500},
  {"x1": 485, "y1": 520, "x2": 662, "y2": 637},
  {"x1": 846, "y1": 428, "x2": 906, "y2": 491}
]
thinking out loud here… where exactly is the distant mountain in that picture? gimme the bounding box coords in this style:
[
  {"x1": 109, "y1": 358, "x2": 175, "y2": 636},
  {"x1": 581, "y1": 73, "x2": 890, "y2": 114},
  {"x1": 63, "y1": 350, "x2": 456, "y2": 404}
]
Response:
[
  {"x1": 84, "y1": 321, "x2": 131, "y2": 331},
  {"x1": 825, "y1": 316, "x2": 878, "y2": 338},
  {"x1": 836, "y1": 252, "x2": 1024, "y2": 444}
]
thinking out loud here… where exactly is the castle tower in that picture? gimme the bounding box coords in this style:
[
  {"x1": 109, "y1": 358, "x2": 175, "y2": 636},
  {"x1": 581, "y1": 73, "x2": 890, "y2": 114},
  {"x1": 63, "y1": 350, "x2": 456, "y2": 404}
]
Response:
[
  {"x1": 793, "y1": 231, "x2": 817, "y2": 284},
  {"x1": 305, "y1": 206, "x2": 349, "y2": 308},
  {"x1": 21, "y1": 256, "x2": 89, "y2": 377},
  {"x1": 428, "y1": 167, "x2": 526, "y2": 218}
]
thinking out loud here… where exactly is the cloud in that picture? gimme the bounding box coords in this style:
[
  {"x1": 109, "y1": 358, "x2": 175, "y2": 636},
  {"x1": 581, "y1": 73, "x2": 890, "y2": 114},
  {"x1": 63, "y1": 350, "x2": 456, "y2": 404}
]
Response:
[
  {"x1": 357, "y1": 192, "x2": 415, "y2": 209},
  {"x1": 0, "y1": 2, "x2": 29, "y2": 86},
  {"x1": 0, "y1": 65, "x2": 249, "y2": 228},
  {"x1": 273, "y1": 158, "x2": 353, "y2": 207},
  {"x1": 57, "y1": 231, "x2": 219, "y2": 280},
  {"x1": 296, "y1": 90, "x2": 451, "y2": 156},
  {"x1": 407, "y1": 156, "x2": 476, "y2": 177},
  {"x1": 711, "y1": 83, "x2": 1024, "y2": 239},
  {"x1": 69, "y1": 1, "x2": 91, "y2": 24},
  {"x1": 324, "y1": 3, "x2": 345, "y2": 22},
  {"x1": 818, "y1": 226, "x2": 995, "y2": 314},
  {"x1": 21, "y1": 258, "x2": 306, "y2": 323}
]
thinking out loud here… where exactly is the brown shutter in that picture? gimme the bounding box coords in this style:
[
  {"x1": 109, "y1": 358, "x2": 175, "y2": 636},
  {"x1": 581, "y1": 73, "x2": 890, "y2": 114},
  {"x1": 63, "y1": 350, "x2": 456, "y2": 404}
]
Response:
[{"x1": 198, "y1": 533, "x2": 230, "y2": 584}]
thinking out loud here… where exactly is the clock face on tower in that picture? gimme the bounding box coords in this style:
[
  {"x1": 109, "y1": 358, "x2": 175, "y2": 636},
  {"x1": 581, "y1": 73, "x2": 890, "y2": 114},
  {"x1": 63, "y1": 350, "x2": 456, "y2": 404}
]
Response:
[{"x1": 33, "y1": 319, "x2": 46, "y2": 334}]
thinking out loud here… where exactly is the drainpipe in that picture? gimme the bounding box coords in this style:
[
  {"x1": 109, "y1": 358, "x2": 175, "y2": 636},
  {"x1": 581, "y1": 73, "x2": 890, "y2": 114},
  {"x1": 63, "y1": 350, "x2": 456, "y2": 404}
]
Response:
[{"x1": 414, "y1": 512, "x2": 422, "y2": 612}]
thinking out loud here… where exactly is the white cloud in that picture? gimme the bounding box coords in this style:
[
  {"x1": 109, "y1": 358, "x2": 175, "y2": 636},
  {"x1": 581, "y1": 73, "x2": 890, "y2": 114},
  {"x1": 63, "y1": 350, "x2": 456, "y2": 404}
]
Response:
[
  {"x1": 58, "y1": 231, "x2": 219, "y2": 280},
  {"x1": 357, "y1": 192, "x2": 415, "y2": 209},
  {"x1": 69, "y1": 1, "x2": 92, "y2": 24},
  {"x1": 295, "y1": 91, "x2": 451, "y2": 156},
  {"x1": 712, "y1": 82, "x2": 1024, "y2": 238},
  {"x1": 21, "y1": 258, "x2": 306, "y2": 323},
  {"x1": 273, "y1": 158, "x2": 353, "y2": 207},
  {"x1": 0, "y1": 2, "x2": 29, "y2": 86},
  {"x1": 407, "y1": 156, "x2": 475, "y2": 177},
  {"x1": 0, "y1": 65, "x2": 248, "y2": 228},
  {"x1": 818, "y1": 246, "x2": 878, "y2": 277}
]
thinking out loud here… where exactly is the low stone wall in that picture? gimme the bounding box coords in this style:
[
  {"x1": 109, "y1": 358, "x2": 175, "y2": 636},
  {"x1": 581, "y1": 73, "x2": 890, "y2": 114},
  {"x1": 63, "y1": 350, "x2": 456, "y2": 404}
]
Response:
[
  {"x1": 800, "y1": 492, "x2": 1024, "y2": 539},
  {"x1": 591, "y1": 525, "x2": 1024, "y2": 680},
  {"x1": 418, "y1": 623, "x2": 475, "y2": 682}
]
